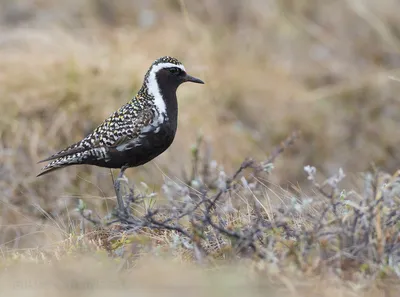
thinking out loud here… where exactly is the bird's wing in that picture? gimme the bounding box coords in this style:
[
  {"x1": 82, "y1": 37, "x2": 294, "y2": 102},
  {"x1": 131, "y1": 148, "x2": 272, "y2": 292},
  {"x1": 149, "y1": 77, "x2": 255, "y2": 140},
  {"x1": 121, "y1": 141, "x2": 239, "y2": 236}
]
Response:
[{"x1": 38, "y1": 103, "x2": 155, "y2": 164}]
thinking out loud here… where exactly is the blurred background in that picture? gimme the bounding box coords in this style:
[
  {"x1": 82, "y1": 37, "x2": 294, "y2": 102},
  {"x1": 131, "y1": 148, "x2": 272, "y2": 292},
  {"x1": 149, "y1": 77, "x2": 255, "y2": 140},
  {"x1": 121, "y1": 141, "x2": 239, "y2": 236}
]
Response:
[{"x1": 0, "y1": 0, "x2": 400, "y2": 248}]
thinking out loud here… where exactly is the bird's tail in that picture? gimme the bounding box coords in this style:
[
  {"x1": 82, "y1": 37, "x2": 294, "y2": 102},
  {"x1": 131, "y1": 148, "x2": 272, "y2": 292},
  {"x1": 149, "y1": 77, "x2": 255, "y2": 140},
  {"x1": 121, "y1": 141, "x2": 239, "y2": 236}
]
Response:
[
  {"x1": 37, "y1": 147, "x2": 110, "y2": 177},
  {"x1": 36, "y1": 155, "x2": 81, "y2": 177}
]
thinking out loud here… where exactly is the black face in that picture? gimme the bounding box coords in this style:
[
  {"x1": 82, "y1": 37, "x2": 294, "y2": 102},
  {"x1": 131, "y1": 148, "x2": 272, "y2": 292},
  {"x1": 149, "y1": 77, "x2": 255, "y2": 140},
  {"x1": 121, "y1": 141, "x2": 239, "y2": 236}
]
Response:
[{"x1": 156, "y1": 66, "x2": 204, "y2": 90}]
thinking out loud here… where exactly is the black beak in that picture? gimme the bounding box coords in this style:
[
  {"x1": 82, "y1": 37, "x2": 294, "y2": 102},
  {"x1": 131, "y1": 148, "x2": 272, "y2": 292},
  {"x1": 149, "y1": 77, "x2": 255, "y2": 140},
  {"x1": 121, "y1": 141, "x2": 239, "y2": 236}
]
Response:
[{"x1": 184, "y1": 74, "x2": 204, "y2": 84}]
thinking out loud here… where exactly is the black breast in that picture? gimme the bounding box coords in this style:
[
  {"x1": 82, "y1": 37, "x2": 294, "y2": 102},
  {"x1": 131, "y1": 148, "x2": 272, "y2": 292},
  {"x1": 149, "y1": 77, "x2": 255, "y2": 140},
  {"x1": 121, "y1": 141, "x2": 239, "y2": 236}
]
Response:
[
  {"x1": 105, "y1": 116, "x2": 176, "y2": 168},
  {"x1": 130, "y1": 119, "x2": 176, "y2": 166}
]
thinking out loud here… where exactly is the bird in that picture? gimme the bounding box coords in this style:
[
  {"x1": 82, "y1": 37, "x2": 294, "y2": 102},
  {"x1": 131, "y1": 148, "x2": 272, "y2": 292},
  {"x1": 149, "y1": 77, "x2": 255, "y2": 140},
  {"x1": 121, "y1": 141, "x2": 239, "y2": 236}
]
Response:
[{"x1": 37, "y1": 56, "x2": 204, "y2": 197}]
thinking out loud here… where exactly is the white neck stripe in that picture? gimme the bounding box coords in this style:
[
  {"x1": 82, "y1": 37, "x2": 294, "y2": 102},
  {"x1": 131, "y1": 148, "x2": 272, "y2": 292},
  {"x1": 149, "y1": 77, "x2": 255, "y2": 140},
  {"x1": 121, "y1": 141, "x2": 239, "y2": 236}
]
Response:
[{"x1": 146, "y1": 62, "x2": 186, "y2": 114}]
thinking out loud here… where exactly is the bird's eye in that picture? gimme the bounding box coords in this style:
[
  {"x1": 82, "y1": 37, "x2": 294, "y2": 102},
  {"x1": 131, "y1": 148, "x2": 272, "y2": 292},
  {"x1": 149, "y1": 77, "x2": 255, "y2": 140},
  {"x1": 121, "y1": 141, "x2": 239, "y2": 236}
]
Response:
[{"x1": 168, "y1": 67, "x2": 181, "y2": 74}]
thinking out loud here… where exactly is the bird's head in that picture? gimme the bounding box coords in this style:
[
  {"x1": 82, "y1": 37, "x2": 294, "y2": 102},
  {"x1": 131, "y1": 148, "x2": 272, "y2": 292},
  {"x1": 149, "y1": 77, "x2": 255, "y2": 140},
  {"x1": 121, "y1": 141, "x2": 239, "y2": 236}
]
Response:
[{"x1": 145, "y1": 56, "x2": 204, "y2": 93}]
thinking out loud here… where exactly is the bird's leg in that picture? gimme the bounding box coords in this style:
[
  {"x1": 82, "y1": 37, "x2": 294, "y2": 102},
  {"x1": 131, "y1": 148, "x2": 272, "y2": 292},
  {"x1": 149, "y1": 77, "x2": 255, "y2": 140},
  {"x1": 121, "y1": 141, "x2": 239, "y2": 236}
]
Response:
[{"x1": 114, "y1": 165, "x2": 129, "y2": 216}]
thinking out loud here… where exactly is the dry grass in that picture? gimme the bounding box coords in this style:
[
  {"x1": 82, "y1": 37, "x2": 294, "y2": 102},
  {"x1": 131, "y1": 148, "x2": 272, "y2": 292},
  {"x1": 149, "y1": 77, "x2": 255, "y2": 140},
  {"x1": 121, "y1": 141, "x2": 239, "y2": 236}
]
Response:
[
  {"x1": 1, "y1": 0, "x2": 400, "y2": 295},
  {"x1": 1, "y1": 254, "x2": 397, "y2": 297}
]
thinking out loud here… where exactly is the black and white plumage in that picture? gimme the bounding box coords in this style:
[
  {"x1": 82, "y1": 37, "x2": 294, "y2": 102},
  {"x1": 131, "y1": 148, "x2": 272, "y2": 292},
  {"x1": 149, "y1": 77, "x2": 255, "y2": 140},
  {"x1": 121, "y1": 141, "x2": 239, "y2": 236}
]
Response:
[{"x1": 37, "y1": 56, "x2": 204, "y2": 177}]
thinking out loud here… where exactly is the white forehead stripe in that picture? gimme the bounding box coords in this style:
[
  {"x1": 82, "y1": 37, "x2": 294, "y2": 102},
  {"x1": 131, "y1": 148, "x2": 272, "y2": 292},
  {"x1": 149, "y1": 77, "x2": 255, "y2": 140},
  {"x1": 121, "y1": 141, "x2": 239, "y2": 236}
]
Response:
[{"x1": 146, "y1": 62, "x2": 186, "y2": 114}]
